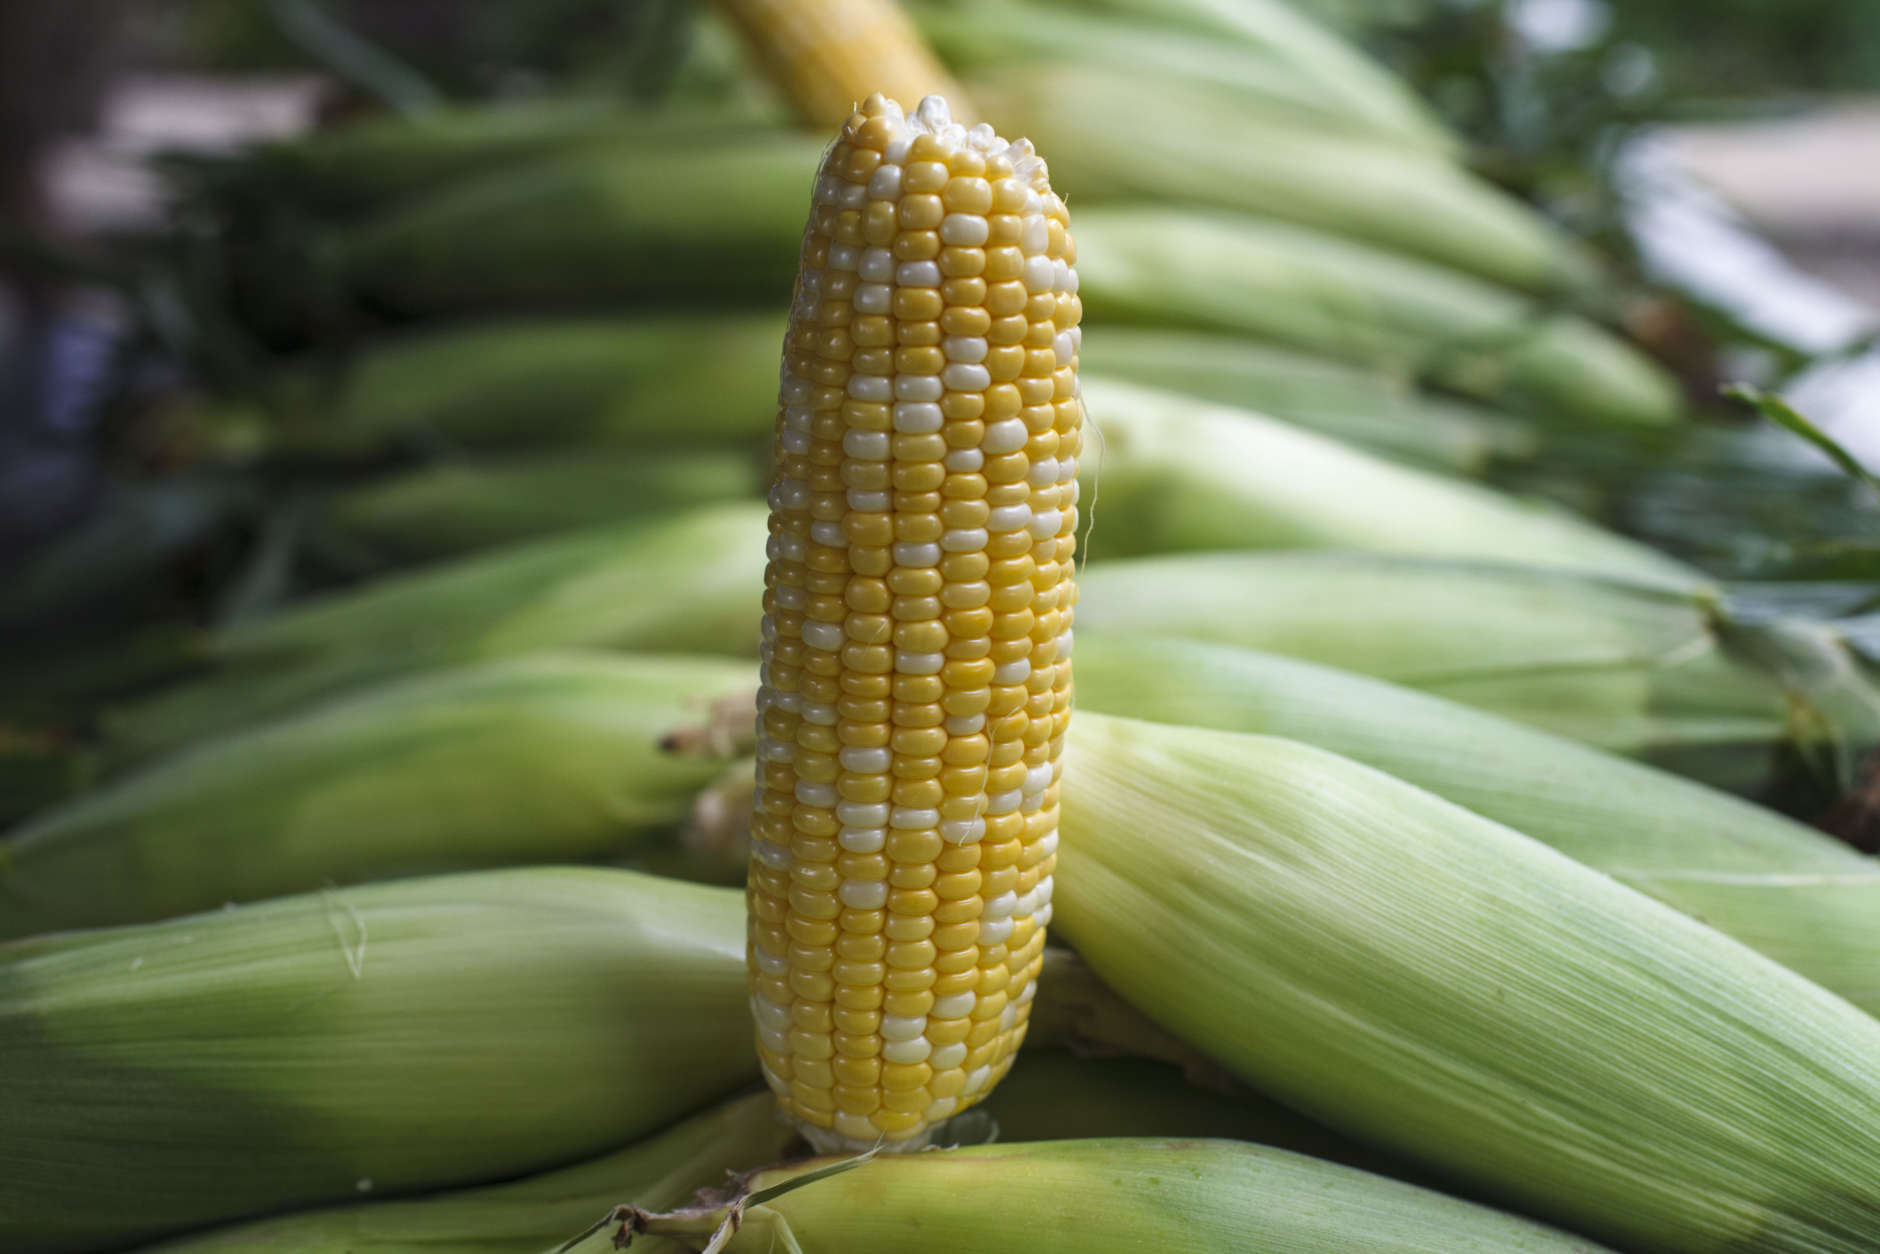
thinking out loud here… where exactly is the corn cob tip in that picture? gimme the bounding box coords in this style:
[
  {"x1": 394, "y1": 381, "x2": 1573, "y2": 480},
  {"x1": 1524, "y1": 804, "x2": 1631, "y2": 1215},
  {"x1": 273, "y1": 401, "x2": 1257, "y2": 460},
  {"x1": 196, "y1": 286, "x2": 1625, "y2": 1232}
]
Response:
[{"x1": 751, "y1": 91, "x2": 1081, "y2": 1155}]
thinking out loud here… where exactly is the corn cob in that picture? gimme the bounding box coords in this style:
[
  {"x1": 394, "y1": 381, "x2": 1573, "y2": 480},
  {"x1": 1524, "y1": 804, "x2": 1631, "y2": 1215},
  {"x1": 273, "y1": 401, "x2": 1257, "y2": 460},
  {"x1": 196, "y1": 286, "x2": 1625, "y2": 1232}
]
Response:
[
  {"x1": 712, "y1": 0, "x2": 970, "y2": 127},
  {"x1": 0, "y1": 867, "x2": 753, "y2": 1254},
  {"x1": 1078, "y1": 377, "x2": 1697, "y2": 586},
  {"x1": 748, "y1": 93, "x2": 1081, "y2": 1151},
  {"x1": 1073, "y1": 550, "x2": 1828, "y2": 794},
  {"x1": 1, "y1": 654, "x2": 756, "y2": 937},
  {"x1": 338, "y1": 133, "x2": 824, "y2": 317},
  {"x1": 1056, "y1": 713, "x2": 1880, "y2": 1253},
  {"x1": 325, "y1": 452, "x2": 760, "y2": 561},
  {"x1": 136, "y1": 1091, "x2": 795, "y2": 1254},
  {"x1": 1074, "y1": 206, "x2": 1680, "y2": 425},
  {"x1": 912, "y1": 0, "x2": 1452, "y2": 153},
  {"x1": 585, "y1": 1137, "x2": 1618, "y2": 1254},
  {"x1": 105, "y1": 502, "x2": 771, "y2": 760},
  {"x1": 1073, "y1": 635, "x2": 1880, "y2": 1016},
  {"x1": 266, "y1": 313, "x2": 787, "y2": 455},
  {"x1": 975, "y1": 64, "x2": 1602, "y2": 298}
]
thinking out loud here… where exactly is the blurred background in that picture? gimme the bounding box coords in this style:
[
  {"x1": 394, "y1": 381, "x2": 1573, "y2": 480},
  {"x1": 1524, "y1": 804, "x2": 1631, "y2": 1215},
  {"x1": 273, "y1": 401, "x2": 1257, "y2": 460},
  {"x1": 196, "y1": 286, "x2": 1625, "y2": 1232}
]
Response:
[{"x1": 5, "y1": 0, "x2": 1880, "y2": 838}]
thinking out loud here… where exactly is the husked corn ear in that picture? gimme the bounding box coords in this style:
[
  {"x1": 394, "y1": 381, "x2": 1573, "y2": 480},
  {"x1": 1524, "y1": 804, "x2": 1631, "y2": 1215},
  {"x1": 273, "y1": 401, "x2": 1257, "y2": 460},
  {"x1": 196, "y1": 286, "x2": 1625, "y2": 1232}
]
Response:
[
  {"x1": 585, "y1": 1138, "x2": 1616, "y2": 1254},
  {"x1": 750, "y1": 93, "x2": 1081, "y2": 1151},
  {"x1": 714, "y1": 0, "x2": 971, "y2": 128}
]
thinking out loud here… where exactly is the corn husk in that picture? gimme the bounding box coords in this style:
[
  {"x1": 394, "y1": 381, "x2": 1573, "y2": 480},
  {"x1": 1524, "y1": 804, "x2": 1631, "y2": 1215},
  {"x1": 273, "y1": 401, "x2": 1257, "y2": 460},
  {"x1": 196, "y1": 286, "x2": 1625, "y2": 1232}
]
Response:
[
  {"x1": 592, "y1": 1137, "x2": 1617, "y2": 1254},
  {"x1": 324, "y1": 452, "x2": 761, "y2": 560},
  {"x1": 2, "y1": 654, "x2": 755, "y2": 937},
  {"x1": 266, "y1": 313, "x2": 785, "y2": 455},
  {"x1": 1074, "y1": 207, "x2": 1680, "y2": 426},
  {"x1": 1079, "y1": 378, "x2": 1695, "y2": 586},
  {"x1": 136, "y1": 1091, "x2": 793, "y2": 1254},
  {"x1": 979, "y1": 64, "x2": 1600, "y2": 298},
  {"x1": 105, "y1": 502, "x2": 770, "y2": 760},
  {"x1": 1093, "y1": 326, "x2": 1539, "y2": 472},
  {"x1": 0, "y1": 867, "x2": 753, "y2": 1254},
  {"x1": 1056, "y1": 713, "x2": 1880, "y2": 1253},
  {"x1": 1073, "y1": 551, "x2": 1857, "y2": 795},
  {"x1": 337, "y1": 134, "x2": 821, "y2": 317},
  {"x1": 1074, "y1": 635, "x2": 1880, "y2": 1016}
]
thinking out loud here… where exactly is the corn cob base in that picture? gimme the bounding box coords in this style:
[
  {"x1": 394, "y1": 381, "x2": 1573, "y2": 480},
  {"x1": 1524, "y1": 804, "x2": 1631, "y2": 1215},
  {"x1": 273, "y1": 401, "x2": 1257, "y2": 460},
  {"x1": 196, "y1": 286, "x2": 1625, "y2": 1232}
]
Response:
[{"x1": 748, "y1": 93, "x2": 1081, "y2": 1153}]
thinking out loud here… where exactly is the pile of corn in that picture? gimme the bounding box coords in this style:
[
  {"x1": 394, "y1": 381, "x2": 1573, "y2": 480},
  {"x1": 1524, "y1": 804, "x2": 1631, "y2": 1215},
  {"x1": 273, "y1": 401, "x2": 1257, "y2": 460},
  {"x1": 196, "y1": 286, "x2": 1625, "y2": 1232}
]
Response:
[{"x1": 7, "y1": 0, "x2": 1880, "y2": 1251}]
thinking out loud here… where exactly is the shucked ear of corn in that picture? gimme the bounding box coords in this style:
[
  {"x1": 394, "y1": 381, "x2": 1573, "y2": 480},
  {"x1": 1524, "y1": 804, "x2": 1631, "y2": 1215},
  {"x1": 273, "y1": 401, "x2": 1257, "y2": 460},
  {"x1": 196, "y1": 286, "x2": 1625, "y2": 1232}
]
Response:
[
  {"x1": 1074, "y1": 550, "x2": 1878, "y2": 796},
  {"x1": 973, "y1": 63, "x2": 1602, "y2": 299},
  {"x1": 1056, "y1": 713, "x2": 1880, "y2": 1254},
  {"x1": 1073, "y1": 635, "x2": 1880, "y2": 1017},
  {"x1": 587, "y1": 1137, "x2": 1617, "y2": 1254},
  {"x1": 1077, "y1": 377, "x2": 1696, "y2": 586},
  {"x1": 0, "y1": 654, "x2": 756, "y2": 938},
  {"x1": 104, "y1": 502, "x2": 771, "y2": 761},
  {"x1": 323, "y1": 451, "x2": 762, "y2": 562},
  {"x1": 1073, "y1": 207, "x2": 1679, "y2": 426},
  {"x1": 0, "y1": 867, "x2": 753, "y2": 1254},
  {"x1": 263, "y1": 313, "x2": 787, "y2": 456},
  {"x1": 135, "y1": 1090, "x2": 795, "y2": 1254}
]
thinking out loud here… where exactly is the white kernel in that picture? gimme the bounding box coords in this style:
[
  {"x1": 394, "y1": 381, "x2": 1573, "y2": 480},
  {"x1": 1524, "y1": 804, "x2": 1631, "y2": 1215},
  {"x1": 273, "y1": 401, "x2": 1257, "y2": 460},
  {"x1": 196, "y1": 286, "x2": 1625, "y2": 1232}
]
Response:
[
  {"x1": 1058, "y1": 457, "x2": 1078, "y2": 483},
  {"x1": 810, "y1": 520, "x2": 845, "y2": 547},
  {"x1": 795, "y1": 780, "x2": 836, "y2": 807},
  {"x1": 753, "y1": 839, "x2": 792, "y2": 870},
  {"x1": 983, "y1": 891, "x2": 1018, "y2": 920},
  {"x1": 985, "y1": 790, "x2": 1022, "y2": 815},
  {"x1": 1023, "y1": 255, "x2": 1055, "y2": 292},
  {"x1": 963, "y1": 1065, "x2": 993, "y2": 1094},
  {"x1": 1054, "y1": 258, "x2": 1075, "y2": 292},
  {"x1": 939, "y1": 816, "x2": 985, "y2": 845},
  {"x1": 945, "y1": 447, "x2": 984, "y2": 472},
  {"x1": 800, "y1": 701, "x2": 836, "y2": 725},
  {"x1": 1025, "y1": 764, "x2": 1054, "y2": 794},
  {"x1": 939, "y1": 213, "x2": 990, "y2": 246},
  {"x1": 1027, "y1": 457, "x2": 1059, "y2": 487},
  {"x1": 1000, "y1": 1002, "x2": 1019, "y2": 1032},
  {"x1": 777, "y1": 533, "x2": 807, "y2": 561},
  {"x1": 771, "y1": 690, "x2": 801, "y2": 713},
  {"x1": 1033, "y1": 876, "x2": 1055, "y2": 907},
  {"x1": 855, "y1": 282, "x2": 891, "y2": 314},
  {"x1": 1036, "y1": 902, "x2": 1054, "y2": 927},
  {"x1": 942, "y1": 363, "x2": 991, "y2": 391},
  {"x1": 941, "y1": 528, "x2": 987, "y2": 552},
  {"x1": 839, "y1": 826, "x2": 887, "y2": 852},
  {"x1": 924, "y1": 1096, "x2": 959, "y2": 1121},
  {"x1": 881, "y1": 1015, "x2": 927, "y2": 1042},
  {"x1": 859, "y1": 247, "x2": 895, "y2": 282},
  {"x1": 1013, "y1": 978, "x2": 1038, "y2": 1006},
  {"x1": 773, "y1": 585, "x2": 806, "y2": 611},
  {"x1": 783, "y1": 404, "x2": 813, "y2": 432},
  {"x1": 893, "y1": 541, "x2": 941, "y2": 567},
  {"x1": 1035, "y1": 830, "x2": 1059, "y2": 858},
  {"x1": 897, "y1": 260, "x2": 942, "y2": 286},
  {"x1": 1022, "y1": 189, "x2": 1043, "y2": 213},
  {"x1": 781, "y1": 378, "x2": 810, "y2": 405},
  {"x1": 895, "y1": 375, "x2": 943, "y2": 401},
  {"x1": 752, "y1": 996, "x2": 791, "y2": 1031},
  {"x1": 1029, "y1": 508, "x2": 1063, "y2": 539},
  {"x1": 929, "y1": 1042, "x2": 968, "y2": 1069},
  {"x1": 944, "y1": 713, "x2": 985, "y2": 734},
  {"x1": 768, "y1": 478, "x2": 809, "y2": 511},
  {"x1": 814, "y1": 175, "x2": 841, "y2": 204},
  {"x1": 943, "y1": 335, "x2": 988, "y2": 363},
  {"x1": 868, "y1": 164, "x2": 903, "y2": 200},
  {"x1": 779, "y1": 428, "x2": 810, "y2": 456},
  {"x1": 896, "y1": 650, "x2": 944, "y2": 674},
  {"x1": 844, "y1": 430, "x2": 890, "y2": 460},
  {"x1": 837, "y1": 801, "x2": 889, "y2": 826},
  {"x1": 835, "y1": 1111, "x2": 878, "y2": 1141},
  {"x1": 752, "y1": 946, "x2": 790, "y2": 978},
  {"x1": 993, "y1": 658, "x2": 1031, "y2": 684},
  {"x1": 758, "y1": 735, "x2": 793, "y2": 764},
  {"x1": 848, "y1": 489, "x2": 889, "y2": 511},
  {"x1": 891, "y1": 806, "x2": 941, "y2": 829},
  {"x1": 1021, "y1": 216, "x2": 1049, "y2": 252},
  {"x1": 1020, "y1": 790, "x2": 1045, "y2": 814},
  {"x1": 883, "y1": 1037, "x2": 933, "y2": 1064},
  {"x1": 981, "y1": 417, "x2": 1027, "y2": 454},
  {"x1": 931, "y1": 992, "x2": 976, "y2": 1019},
  {"x1": 978, "y1": 916, "x2": 1015, "y2": 945},
  {"x1": 839, "y1": 879, "x2": 889, "y2": 909},
  {"x1": 987, "y1": 504, "x2": 1030, "y2": 532},
  {"x1": 847, "y1": 374, "x2": 891, "y2": 402},
  {"x1": 840, "y1": 746, "x2": 891, "y2": 773},
  {"x1": 829, "y1": 243, "x2": 860, "y2": 271},
  {"x1": 885, "y1": 136, "x2": 912, "y2": 164},
  {"x1": 758, "y1": 1024, "x2": 790, "y2": 1054},
  {"x1": 893, "y1": 401, "x2": 943, "y2": 433},
  {"x1": 801, "y1": 619, "x2": 844, "y2": 650},
  {"x1": 839, "y1": 181, "x2": 867, "y2": 208},
  {"x1": 1054, "y1": 331, "x2": 1076, "y2": 367}
]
